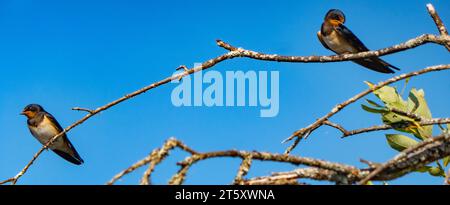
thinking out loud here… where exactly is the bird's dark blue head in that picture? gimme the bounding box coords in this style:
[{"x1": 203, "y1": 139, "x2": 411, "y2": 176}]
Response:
[
  {"x1": 21, "y1": 104, "x2": 44, "y2": 118},
  {"x1": 325, "y1": 9, "x2": 346, "y2": 25}
]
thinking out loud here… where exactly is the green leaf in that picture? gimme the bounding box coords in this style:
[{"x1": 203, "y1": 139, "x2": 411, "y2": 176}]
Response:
[
  {"x1": 444, "y1": 156, "x2": 450, "y2": 167},
  {"x1": 366, "y1": 99, "x2": 383, "y2": 108},
  {"x1": 361, "y1": 104, "x2": 388, "y2": 114},
  {"x1": 407, "y1": 89, "x2": 433, "y2": 140},
  {"x1": 370, "y1": 85, "x2": 416, "y2": 128},
  {"x1": 415, "y1": 166, "x2": 432, "y2": 173},
  {"x1": 428, "y1": 166, "x2": 445, "y2": 177},
  {"x1": 386, "y1": 134, "x2": 419, "y2": 152},
  {"x1": 364, "y1": 85, "x2": 436, "y2": 141},
  {"x1": 364, "y1": 81, "x2": 375, "y2": 89},
  {"x1": 405, "y1": 77, "x2": 411, "y2": 86},
  {"x1": 373, "y1": 85, "x2": 408, "y2": 111}
]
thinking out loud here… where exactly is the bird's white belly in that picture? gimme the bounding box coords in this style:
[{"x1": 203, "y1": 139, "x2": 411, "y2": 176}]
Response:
[
  {"x1": 29, "y1": 122, "x2": 64, "y2": 150},
  {"x1": 324, "y1": 31, "x2": 358, "y2": 54}
]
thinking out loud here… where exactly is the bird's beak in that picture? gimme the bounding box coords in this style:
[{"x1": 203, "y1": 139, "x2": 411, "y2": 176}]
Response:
[
  {"x1": 20, "y1": 111, "x2": 27, "y2": 116},
  {"x1": 329, "y1": 19, "x2": 342, "y2": 26}
]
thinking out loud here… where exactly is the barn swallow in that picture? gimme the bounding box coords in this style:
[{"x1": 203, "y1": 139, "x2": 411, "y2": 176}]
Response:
[
  {"x1": 21, "y1": 104, "x2": 84, "y2": 165},
  {"x1": 317, "y1": 9, "x2": 400, "y2": 73}
]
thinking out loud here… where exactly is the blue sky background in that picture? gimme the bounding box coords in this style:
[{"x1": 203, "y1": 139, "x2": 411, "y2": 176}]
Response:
[{"x1": 0, "y1": 0, "x2": 449, "y2": 185}]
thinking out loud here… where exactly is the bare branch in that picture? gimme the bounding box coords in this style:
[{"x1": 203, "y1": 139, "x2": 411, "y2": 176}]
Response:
[
  {"x1": 323, "y1": 120, "x2": 350, "y2": 136},
  {"x1": 168, "y1": 149, "x2": 361, "y2": 185},
  {"x1": 427, "y1": 4, "x2": 449, "y2": 35},
  {"x1": 244, "y1": 168, "x2": 357, "y2": 185},
  {"x1": 389, "y1": 108, "x2": 424, "y2": 121},
  {"x1": 106, "y1": 137, "x2": 361, "y2": 185},
  {"x1": 107, "y1": 138, "x2": 196, "y2": 185},
  {"x1": 233, "y1": 155, "x2": 253, "y2": 185},
  {"x1": 426, "y1": 4, "x2": 450, "y2": 51},
  {"x1": 340, "y1": 118, "x2": 450, "y2": 138},
  {"x1": 218, "y1": 34, "x2": 449, "y2": 63},
  {"x1": 72, "y1": 107, "x2": 95, "y2": 114},
  {"x1": 323, "y1": 107, "x2": 450, "y2": 139},
  {"x1": 108, "y1": 138, "x2": 365, "y2": 185},
  {"x1": 358, "y1": 134, "x2": 450, "y2": 184},
  {"x1": 106, "y1": 152, "x2": 154, "y2": 185},
  {"x1": 139, "y1": 138, "x2": 196, "y2": 185},
  {"x1": 0, "y1": 178, "x2": 15, "y2": 185}
]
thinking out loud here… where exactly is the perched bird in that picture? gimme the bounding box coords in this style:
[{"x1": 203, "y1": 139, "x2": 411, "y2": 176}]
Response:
[
  {"x1": 317, "y1": 9, "x2": 400, "y2": 73},
  {"x1": 21, "y1": 104, "x2": 84, "y2": 165}
]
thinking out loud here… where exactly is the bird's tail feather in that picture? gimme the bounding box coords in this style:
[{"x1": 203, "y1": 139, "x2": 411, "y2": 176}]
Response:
[
  {"x1": 53, "y1": 149, "x2": 84, "y2": 165},
  {"x1": 353, "y1": 57, "x2": 399, "y2": 74},
  {"x1": 52, "y1": 139, "x2": 84, "y2": 165},
  {"x1": 380, "y1": 59, "x2": 401, "y2": 71}
]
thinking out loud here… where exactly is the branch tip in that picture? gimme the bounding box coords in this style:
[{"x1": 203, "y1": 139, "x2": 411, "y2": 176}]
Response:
[{"x1": 72, "y1": 107, "x2": 95, "y2": 114}]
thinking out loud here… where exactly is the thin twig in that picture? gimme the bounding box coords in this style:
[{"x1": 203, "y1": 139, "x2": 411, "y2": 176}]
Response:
[
  {"x1": 329, "y1": 108, "x2": 428, "y2": 138},
  {"x1": 0, "y1": 178, "x2": 15, "y2": 185},
  {"x1": 106, "y1": 153, "x2": 154, "y2": 185},
  {"x1": 445, "y1": 169, "x2": 450, "y2": 185},
  {"x1": 360, "y1": 159, "x2": 381, "y2": 169},
  {"x1": 107, "y1": 138, "x2": 196, "y2": 185},
  {"x1": 323, "y1": 120, "x2": 350, "y2": 136},
  {"x1": 340, "y1": 118, "x2": 450, "y2": 138},
  {"x1": 138, "y1": 150, "x2": 160, "y2": 185},
  {"x1": 233, "y1": 155, "x2": 253, "y2": 185},
  {"x1": 426, "y1": 4, "x2": 450, "y2": 51},
  {"x1": 139, "y1": 138, "x2": 196, "y2": 185},
  {"x1": 72, "y1": 107, "x2": 95, "y2": 114},
  {"x1": 389, "y1": 108, "x2": 423, "y2": 122}
]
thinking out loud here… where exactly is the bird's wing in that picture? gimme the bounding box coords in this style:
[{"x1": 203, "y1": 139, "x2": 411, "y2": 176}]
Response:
[
  {"x1": 44, "y1": 113, "x2": 65, "y2": 133},
  {"x1": 335, "y1": 24, "x2": 369, "y2": 52},
  {"x1": 317, "y1": 30, "x2": 331, "y2": 50},
  {"x1": 335, "y1": 25, "x2": 400, "y2": 73},
  {"x1": 44, "y1": 113, "x2": 84, "y2": 165}
]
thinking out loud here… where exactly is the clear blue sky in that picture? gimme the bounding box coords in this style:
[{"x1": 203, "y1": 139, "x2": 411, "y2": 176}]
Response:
[{"x1": 0, "y1": 0, "x2": 449, "y2": 185}]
